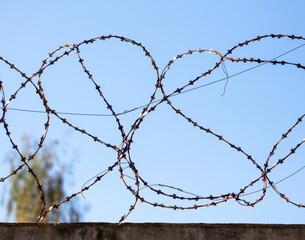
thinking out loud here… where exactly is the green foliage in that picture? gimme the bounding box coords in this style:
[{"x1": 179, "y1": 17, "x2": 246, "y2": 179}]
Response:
[{"x1": 4, "y1": 135, "x2": 81, "y2": 222}]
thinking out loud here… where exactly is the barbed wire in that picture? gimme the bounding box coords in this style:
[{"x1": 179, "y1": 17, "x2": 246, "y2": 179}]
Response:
[
  {"x1": 5, "y1": 41, "x2": 305, "y2": 117},
  {"x1": 5, "y1": 42, "x2": 305, "y2": 117},
  {"x1": 0, "y1": 34, "x2": 304, "y2": 223}
]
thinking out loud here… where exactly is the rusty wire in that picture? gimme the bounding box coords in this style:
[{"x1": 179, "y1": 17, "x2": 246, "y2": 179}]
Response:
[{"x1": 0, "y1": 34, "x2": 305, "y2": 223}]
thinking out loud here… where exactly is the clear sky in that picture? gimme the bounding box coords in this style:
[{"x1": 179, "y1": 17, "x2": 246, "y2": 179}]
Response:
[{"x1": 0, "y1": 1, "x2": 305, "y2": 223}]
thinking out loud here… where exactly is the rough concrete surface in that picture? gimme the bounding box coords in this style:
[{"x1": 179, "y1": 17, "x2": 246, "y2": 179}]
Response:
[{"x1": 0, "y1": 223, "x2": 305, "y2": 240}]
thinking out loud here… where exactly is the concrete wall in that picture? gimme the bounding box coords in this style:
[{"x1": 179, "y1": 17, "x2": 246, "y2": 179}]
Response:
[{"x1": 0, "y1": 223, "x2": 305, "y2": 240}]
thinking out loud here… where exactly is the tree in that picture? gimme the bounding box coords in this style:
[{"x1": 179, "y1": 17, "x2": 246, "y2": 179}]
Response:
[{"x1": 3, "y1": 134, "x2": 82, "y2": 222}]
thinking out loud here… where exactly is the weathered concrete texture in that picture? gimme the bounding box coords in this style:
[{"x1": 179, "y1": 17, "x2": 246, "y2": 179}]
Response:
[{"x1": 0, "y1": 223, "x2": 305, "y2": 240}]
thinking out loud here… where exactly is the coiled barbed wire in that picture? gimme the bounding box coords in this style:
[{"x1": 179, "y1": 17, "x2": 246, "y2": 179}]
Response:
[{"x1": 0, "y1": 34, "x2": 304, "y2": 223}]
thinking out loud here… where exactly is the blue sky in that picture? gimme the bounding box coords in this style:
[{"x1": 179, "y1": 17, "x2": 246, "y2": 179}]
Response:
[{"x1": 0, "y1": 1, "x2": 305, "y2": 223}]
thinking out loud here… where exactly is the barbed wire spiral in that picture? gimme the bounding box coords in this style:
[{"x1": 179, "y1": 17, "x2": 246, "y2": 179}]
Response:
[{"x1": 0, "y1": 34, "x2": 305, "y2": 223}]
